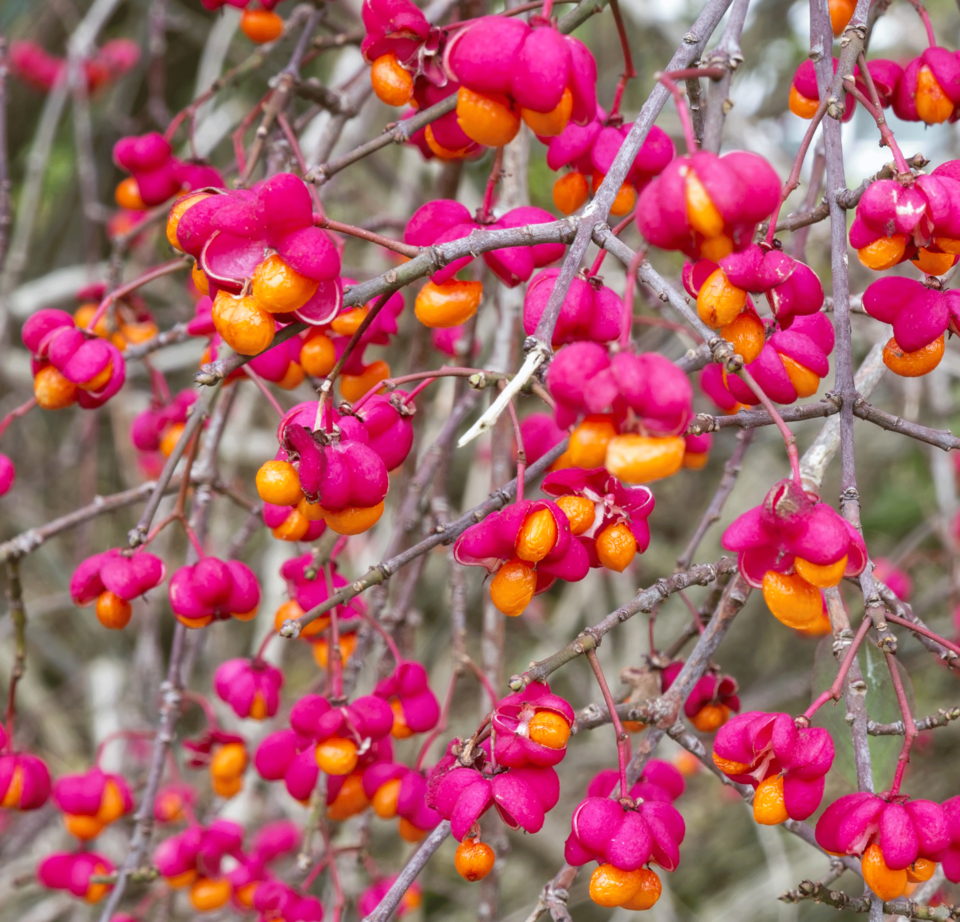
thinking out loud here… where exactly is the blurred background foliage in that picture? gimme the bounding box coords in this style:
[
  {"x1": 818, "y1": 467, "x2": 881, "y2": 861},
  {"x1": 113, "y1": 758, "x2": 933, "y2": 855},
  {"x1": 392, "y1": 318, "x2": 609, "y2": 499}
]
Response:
[{"x1": 2, "y1": 0, "x2": 960, "y2": 920}]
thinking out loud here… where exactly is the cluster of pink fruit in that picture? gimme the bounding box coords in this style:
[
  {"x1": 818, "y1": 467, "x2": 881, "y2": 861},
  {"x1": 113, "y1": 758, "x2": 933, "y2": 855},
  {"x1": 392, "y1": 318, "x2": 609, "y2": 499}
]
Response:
[{"x1": 10, "y1": 38, "x2": 139, "y2": 94}]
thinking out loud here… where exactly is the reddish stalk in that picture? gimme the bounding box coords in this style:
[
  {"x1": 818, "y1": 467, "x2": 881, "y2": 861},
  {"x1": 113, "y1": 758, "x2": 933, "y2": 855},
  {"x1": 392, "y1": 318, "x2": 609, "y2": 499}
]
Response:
[
  {"x1": 464, "y1": 656, "x2": 500, "y2": 708},
  {"x1": 94, "y1": 729, "x2": 156, "y2": 766},
  {"x1": 619, "y1": 246, "x2": 647, "y2": 349},
  {"x1": 884, "y1": 612, "x2": 960, "y2": 658},
  {"x1": 415, "y1": 671, "x2": 459, "y2": 772},
  {"x1": 585, "y1": 648, "x2": 630, "y2": 798},
  {"x1": 657, "y1": 72, "x2": 699, "y2": 155},
  {"x1": 84, "y1": 258, "x2": 190, "y2": 331},
  {"x1": 401, "y1": 376, "x2": 436, "y2": 405},
  {"x1": 320, "y1": 823, "x2": 347, "y2": 922},
  {"x1": 326, "y1": 565, "x2": 344, "y2": 700},
  {"x1": 841, "y1": 79, "x2": 910, "y2": 174},
  {"x1": 480, "y1": 147, "x2": 505, "y2": 222},
  {"x1": 585, "y1": 210, "x2": 636, "y2": 278},
  {"x1": 504, "y1": 385, "x2": 525, "y2": 503},
  {"x1": 254, "y1": 627, "x2": 277, "y2": 665},
  {"x1": 737, "y1": 365, "x2": 801, "y2": 485},
  {"x1": 182, "y1": 690, "x2": 220, "y2": 729},
  {"x1": 885, "y1": 649, "x2": 917, "y2": 796},
  {"x1": 313, "y1": 214, "x2": 417, "y2": 257},
  {"x1": 905, "y1": 0, "x2": 937, "y2": 47},
  {"x1": 356, "y1": 610, "x2": 403, "y2": 664},
  {"x1": 0, "y1": 398, "x2": 36, "y2": 440},
  {"x1": 678, "y1": 591, "x2": 705, "y2": 635},
  {"x1": 244, "y1": 366, "x2": 286, "y2": 419},
  {"x1": 350, "y1": 366, "x2": 484, "y2": 412},
  {"x1": 607, "y1": 0, "x2": 636, "y2": 119},
  {"x1": 765, "y1": 96, "x2": 829, "y2": 245},
  {"x1": 802, "y1": 615, "x2": 872, "y2": 719}
]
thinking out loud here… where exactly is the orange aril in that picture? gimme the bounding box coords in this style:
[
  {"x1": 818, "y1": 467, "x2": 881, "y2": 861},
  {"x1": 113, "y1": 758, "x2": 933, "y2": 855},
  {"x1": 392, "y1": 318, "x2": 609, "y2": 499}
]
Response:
[
  {"x1": 906, "y1": 858, "x2": 937, "y2": 883},
  {"x1": 313, "y1": 633, "x2": 357, "y2": 668},
  {"x1": 1, "y1": 766, "x2": 23, "y2": 808},
  {"x1": 515, "y1": 508, "x2": 559, "y2": 563},
  {"x1": 34, "y1": 366, "x2": 78, "y2": 410},
  {"x1": 697, "y1": 268, "x2": 747, "y2": 327},
  {"x1": 166, "y1": 869, "x2": 198, "y2": 889},
  {"x1": 212, "y1": 772, "x2": 243, "y2": 799},
  {"x1": 160, "y1": 422, "x2": 185, "y2": 457},
  {"x1": 233, "y1": 604, "x2": 259, "y2": 623},
  {"x1": 762, "y1": 571, "x2": 823, "y2": 629},
  {"x1": 189, "y1": 877, "x2": 232, "y2": 912},
  {"x1": 605, "y1": 434, "x2": 686, "y2": 483},
  {"x1": 830, "y1": 0, "x2": 856, "y2": 35},
  {"x1": 321, "y1": 501, "x2": 385, "y2": 535},
  {"x1": 315, "y1": 737, "x2": 359, "y2": 775},
  {"x1": 64, "y1": 814, "x2": 104, "y2": 840},
  {"x1": 256, "y1": 459, "x2": 304, "y2": 506},
  {"x1": 276, "y1": 362, "x2": 305, "y2": 389},
  {"x1": 911, "y1": 247, "x2": 954, "y2": 276},
  {"x1": 78, "y1": 361, "x2": 113, "y2": 392},
  {"x1": 240, "y1": 9, "x2": 283, "y2": 43},
  {"x1": 522, "y1": 87, "x2": 573, "y2": 137},
  {"x1": 858, "y1": 234, "x2": 907, "y2": 270},
  {"x1": 684, "y1": 449, "x2": 709, "y2": 470},
  {"x1": 252, "y1": 254, "x2": 319, "y2": 314},
  {"x1": 712, "y1": 752, "x2": 752, "y2": 775},
  {"x1": 567, "y1": 415, "x2": 617, "y2": 468},
  {"x1": 84, "y1": 863, "x2": 111, "y2": 904},
  {"x1": 595, "y1": 522, "x2": 638, "y2": 572},
  {"x1": 690, "y1": 703, "x2": 730, "y2": 733},
  {"x1": 701, "y1": 233, "x2": 734, "y2": 262},
  {"x1": 340, "y1": 360, "x2": 391, "y2": 402},
  {"x1": 96, "y1": 591, "x2": 132, "y2": 630},
  {"x1": 297, "y1": 498, "x2": 326, "y2": 522},
  {"x1": 272, "y1": 508, "x2": 311, "y2": 542},
  {"x1": 933, "y1": 236, "x2": 960, "y2": 254},
  {"x1": 528, "y1": 710, "x2": 571, "y2": 749},
  {"x1": 300, "y1": 331, "x2": 337, "y2": 377},
  {"x1": 781, "y1": 354, "x2": 821, "y2": 398},
  {"x1": 414, "y1": 279, "x2": 483, "y2": 328},
  {"x1": 330, "y1": 307, "x2": 368, "y2": 336},
  {"x1": 916, "y1": 65, "x2": 954, "y2": 124},
  {"x1": 327, "y1": 773, "x2": 370, "y2": 821},
  {"x1": 454, "y1": 838, "x2": 496, "y2": 882},
  {"x1": 795, "y1": 611, "x2": 831, "y2": 636},
  {"x1": 114, "y1": 319, "x2": 158, "y2": 349},
  {"x1": 553, "y1": 172, "x2": 590, "y2": 215},
  {"x1": 489, "y1": 558, "x2": 537, "y2": 617},
  {"x1": 399, "y1": 817, "x2": 426, "y2": 842},
  {"x1": 788, "y1": 86, "x2": 820, "y2": 119},
  {"x1": 753, "y1": 773, "x2": 789, "y2": 825},
  {"x1": 211, "y1": 742, "x2": 247, "y2": 780},
  {"x1": 423, "y1": 125, "x2": 472, "y2": 160},
  {"x1": 610, "y1": 183, "x2": 638, "y2": 217},
  {"x1": 248, "y1": 692, "x2": 269, "y2": 720},
  {"x1": 390, "y1": 698, "x2": 413, "y2": 739},
  {"x1": 685, "y1": 170, "x2": 724, "y2": 238},
  {"x1": 192, "y1": 262, "x2": 210, "y2": 295},
  {"x1": 167, "y1": 192, "x2": 210, "y2": 251},
  {"x1": 98, "y1": 780, "x2": 127, "y2": 823},
  {"x1": 274, "y1": 598, "x2": 318, "y2": 637},
  {"x1": 554, "y1": 494, "x2": 595, "y2": 535},
  {"x1": 211, "y1": 291, "x2": 276, "y2": 355},
  {"x1": 883, "y1": 334, "x2": 944, "y2": 377},
  {"x1": 177, "y1": 612, "x2": 215, "y2": 630},
  {"x1": 372, "y1": 777, "x2": 402, "y2": 818},
  {"x1": 794, "y1": 555, "x2": 847, "y2": 589},
  {"x1": 862, "y1": 843, "x2": 908, "y2": 901},
  {"x1": 115, "y1": 177, "x2": 146, "y2": 211},
  {"x1": 456, "y1": 86, "x2": 521, "y2": 147},
  {"x1": 370, "y1": 53, "x2": 415, "y2": 107},
  {"x1": 589, "y1": 864, "x2": 644, "y2": 908},
  {"x1": 74, "y1": 304, "x2": 99, "y2": 329},
  {"x1": 721, "y1": 309, "x2": 765, "y2": 364},
  {"x1": 623, "y1": 720, "x2": 646, "y2": 733},
  {"x1": 619, "y1": 869, "x2": 662, "y2": 911},
  {"x1": 235, "y1": 882, "x2": 260, "y2": 908}
]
